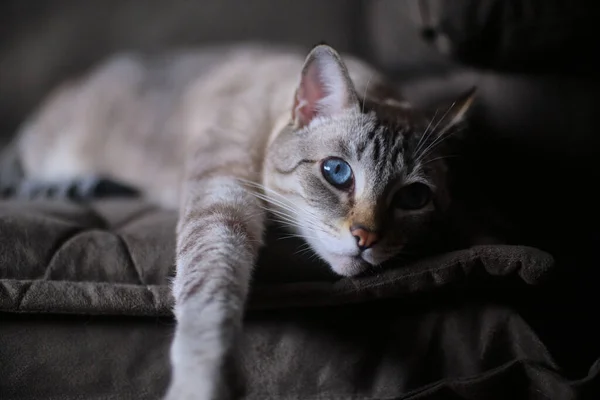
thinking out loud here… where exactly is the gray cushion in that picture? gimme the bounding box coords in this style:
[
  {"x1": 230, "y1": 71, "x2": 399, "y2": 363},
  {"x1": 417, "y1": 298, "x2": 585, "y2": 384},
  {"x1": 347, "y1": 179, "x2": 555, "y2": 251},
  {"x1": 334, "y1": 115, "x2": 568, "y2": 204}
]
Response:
[{"x1": 0, "y1": 199, "x2": 555, "y2": 317}]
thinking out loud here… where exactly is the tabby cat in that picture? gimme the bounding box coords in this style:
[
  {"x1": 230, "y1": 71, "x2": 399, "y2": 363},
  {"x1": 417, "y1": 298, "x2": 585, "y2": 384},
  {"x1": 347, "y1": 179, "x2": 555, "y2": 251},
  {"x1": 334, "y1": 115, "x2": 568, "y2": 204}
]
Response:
[{"x1": 3, "y1": 43, "x2": 474, "y2": 399}]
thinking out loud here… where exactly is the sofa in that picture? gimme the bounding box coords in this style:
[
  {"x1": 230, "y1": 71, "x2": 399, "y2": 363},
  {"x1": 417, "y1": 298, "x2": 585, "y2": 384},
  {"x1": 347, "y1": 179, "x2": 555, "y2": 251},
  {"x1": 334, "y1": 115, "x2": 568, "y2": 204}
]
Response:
[{"x1": 1, "y1": 1, "x2": 599, "y2": 399}]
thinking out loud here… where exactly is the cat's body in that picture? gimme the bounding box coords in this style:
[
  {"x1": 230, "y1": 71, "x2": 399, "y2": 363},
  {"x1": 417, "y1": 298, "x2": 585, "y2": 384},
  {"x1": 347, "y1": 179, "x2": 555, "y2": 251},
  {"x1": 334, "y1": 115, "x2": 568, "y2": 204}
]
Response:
[
  {"x1": 15, "y1": 44, "x2": 383, "y2": 208},
  {"x1": 5, "y1": 43, "x2": 473, "y2": 399}
]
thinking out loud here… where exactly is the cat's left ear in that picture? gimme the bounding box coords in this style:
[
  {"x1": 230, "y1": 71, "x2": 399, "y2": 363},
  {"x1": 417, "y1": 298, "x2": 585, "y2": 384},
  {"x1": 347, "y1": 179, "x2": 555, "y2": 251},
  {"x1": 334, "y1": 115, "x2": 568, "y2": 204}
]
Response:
[
  {"x1": 292, "y1": 44, "x2": 360, "y2": 128},
  {"x1": 429, "y1": 87, "x2": 477, "y2": 135}
]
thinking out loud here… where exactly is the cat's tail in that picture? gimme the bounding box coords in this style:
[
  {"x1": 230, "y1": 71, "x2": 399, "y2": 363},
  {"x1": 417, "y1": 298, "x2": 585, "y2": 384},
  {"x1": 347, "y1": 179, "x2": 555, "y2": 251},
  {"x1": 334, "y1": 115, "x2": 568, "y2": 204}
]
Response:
[
  {"x1": 0, "y1": 137, "x2": 140, "y2": 202},
  {"x1": 0, "y1": 137, "x2": 25, "y2": 198}
]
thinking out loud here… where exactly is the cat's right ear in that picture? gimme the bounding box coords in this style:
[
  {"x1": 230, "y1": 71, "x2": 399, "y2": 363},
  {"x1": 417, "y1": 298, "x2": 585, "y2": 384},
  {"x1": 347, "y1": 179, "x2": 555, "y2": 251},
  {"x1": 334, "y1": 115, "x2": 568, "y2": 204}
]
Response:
[
  {"x1": 428, "y1": 87, "x2": 477, "y2": 136},
  {"x1": 292, "y1": 45, "x2": 359, "y2": 129}
]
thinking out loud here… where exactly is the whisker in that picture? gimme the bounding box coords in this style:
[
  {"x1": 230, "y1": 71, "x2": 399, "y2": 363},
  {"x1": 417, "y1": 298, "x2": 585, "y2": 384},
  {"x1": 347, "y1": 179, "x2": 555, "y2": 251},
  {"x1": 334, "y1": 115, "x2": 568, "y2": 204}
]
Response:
[
  {"x1": 237, "y1": 178, "x2": 323, "y2": 223},
  {"x1": 266, "y1": 207, "x2": 326, "y2": 234},
  {"x1": 251, "y1": 192, "x2": 313, "y2": 221},
  {"x1": 250, "y1": 192, "x2": 325, "y2": 232},
  {"x1": 253, "y1": 193, "x2": 300, "y2": 216},
  {"x1": 274, "y1": 222, "x2": 323, "y2": 240},
  {"x1": 306, "y1": 249, "x2": 322, "y2": 263},
  {"x1": 263, "y1": 209, "x2": 322, "y2": 233},
  {"x1": 235, "y1": 177, "x2": 337, "y2": 242},
  {"x1": 420, "y1": 154, "x2": 460, "y2": 167},
  {"x1": 416, "y1": 105, "x2": 454, "y2": 162},
  {"x1": 414, "y1": 108, "x2": 439, "y2": 156},
  {"x1": 268, "y1": 215, "x2": 305, "y2": 230},
  {"x1": 415, "y1": 102, "x2": 457, "y2": 162},
  {"x1": 361, "y1": 73, "x2": 374, "y2": 114},
  {"x1": 264, "y1": 208, "x2": 330, "y2": 237},
  {"x1": 293, "y1": 243, "x2": 316, "y2": 257},
  {"x1": 418, "y1": 126, "x2": 464, "y2": 163},
  {"x1": 278, "y1": 233, "x2": 316, "y2": 241}
]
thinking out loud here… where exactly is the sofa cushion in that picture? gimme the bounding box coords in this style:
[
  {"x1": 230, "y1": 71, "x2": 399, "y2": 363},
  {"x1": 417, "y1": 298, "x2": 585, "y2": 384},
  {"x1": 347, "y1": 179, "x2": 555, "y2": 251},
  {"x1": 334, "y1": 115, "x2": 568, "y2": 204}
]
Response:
[{"x1": 0, "y1": 199, "x2": 554, "y2": 317}]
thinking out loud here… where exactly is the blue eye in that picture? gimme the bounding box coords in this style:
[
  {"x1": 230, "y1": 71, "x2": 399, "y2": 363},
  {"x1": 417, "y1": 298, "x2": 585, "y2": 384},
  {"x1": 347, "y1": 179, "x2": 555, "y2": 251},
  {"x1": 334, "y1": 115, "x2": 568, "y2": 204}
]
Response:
[{"x1": 321, "y1": 158, "x2": 353, "y2": 189}]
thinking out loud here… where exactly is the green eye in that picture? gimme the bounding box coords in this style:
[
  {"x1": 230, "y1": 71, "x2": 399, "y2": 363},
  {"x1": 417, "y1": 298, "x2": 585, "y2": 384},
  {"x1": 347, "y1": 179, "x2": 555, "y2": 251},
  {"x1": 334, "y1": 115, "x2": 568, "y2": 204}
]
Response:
[
  {"x1": 321, "y1": 158, "x2": 353, "y2": 190},
  {"x1": 393, "y1": 183, "x2": 432, "y2": 210}
]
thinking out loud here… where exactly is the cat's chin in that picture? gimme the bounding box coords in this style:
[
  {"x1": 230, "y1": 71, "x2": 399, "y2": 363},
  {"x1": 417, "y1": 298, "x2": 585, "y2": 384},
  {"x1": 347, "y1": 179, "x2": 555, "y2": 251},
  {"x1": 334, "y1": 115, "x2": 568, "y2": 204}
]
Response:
[{"x1": 324, "y1": 253, "x2": 371, "y2": 277}]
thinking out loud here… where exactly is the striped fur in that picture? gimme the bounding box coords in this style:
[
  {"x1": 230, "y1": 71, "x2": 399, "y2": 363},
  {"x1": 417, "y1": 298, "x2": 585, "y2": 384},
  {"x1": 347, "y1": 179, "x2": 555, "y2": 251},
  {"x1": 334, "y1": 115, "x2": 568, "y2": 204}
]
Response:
[{"x1": 7, "y1": 43, "x2": 473, "y2": 399}]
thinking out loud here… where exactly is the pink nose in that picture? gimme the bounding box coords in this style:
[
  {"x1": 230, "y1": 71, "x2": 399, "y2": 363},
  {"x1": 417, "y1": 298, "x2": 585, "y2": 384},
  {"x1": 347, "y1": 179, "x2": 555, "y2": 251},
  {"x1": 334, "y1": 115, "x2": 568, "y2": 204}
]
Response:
[{"x1": 350, "y1": 225, "x2": 379, "y2": 250}]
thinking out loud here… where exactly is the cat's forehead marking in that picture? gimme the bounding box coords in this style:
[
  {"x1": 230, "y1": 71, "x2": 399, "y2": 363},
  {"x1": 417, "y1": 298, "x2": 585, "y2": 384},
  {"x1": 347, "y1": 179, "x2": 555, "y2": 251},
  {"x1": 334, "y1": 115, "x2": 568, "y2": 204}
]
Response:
[{"x1": 350, "y1": 109, "x2": 416, "y2": 196}]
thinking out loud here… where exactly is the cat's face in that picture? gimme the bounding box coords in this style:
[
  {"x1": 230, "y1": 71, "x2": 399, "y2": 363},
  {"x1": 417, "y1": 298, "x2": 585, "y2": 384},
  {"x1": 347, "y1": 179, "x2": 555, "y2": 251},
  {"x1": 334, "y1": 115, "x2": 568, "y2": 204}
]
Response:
[{"x1": 263, "y1": 45, "x2": 473, "y2": 277}]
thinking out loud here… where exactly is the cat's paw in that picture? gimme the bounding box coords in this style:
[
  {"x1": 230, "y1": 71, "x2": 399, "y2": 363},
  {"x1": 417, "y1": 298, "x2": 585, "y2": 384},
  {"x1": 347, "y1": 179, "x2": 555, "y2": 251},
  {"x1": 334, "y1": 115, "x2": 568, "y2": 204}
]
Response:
[
  {"x1": 163, "y1": 375, "x2": 233, "y2": 400},
  {"x1": 163, "y1": 351, "x2": 242, "y2": 400},
  {"x1": 165, "y1": 308, "x2": 244, "y2": 400}
]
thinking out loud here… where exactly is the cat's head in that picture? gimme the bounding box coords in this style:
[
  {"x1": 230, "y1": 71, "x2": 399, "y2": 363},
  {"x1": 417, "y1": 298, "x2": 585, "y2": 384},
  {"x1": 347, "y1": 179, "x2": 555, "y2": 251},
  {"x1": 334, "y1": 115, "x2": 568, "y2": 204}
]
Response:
[{"x1": 263, "y1": 44, "x2": 474, "y2": 277}]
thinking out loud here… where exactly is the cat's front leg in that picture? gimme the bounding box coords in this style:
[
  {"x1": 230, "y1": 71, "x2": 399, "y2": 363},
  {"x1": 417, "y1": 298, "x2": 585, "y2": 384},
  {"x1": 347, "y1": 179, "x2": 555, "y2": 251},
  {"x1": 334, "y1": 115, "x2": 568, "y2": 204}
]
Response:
[{"x1": 164, "y1": 175, "x2": 265, "y2": 400}]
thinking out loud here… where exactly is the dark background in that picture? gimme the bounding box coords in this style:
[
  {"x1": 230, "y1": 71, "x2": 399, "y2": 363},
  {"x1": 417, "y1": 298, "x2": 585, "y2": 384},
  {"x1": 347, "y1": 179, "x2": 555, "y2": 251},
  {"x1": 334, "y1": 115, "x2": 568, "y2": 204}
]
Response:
[{"x1": 1, "y1": 0, "x2": 599, "y2": 395}]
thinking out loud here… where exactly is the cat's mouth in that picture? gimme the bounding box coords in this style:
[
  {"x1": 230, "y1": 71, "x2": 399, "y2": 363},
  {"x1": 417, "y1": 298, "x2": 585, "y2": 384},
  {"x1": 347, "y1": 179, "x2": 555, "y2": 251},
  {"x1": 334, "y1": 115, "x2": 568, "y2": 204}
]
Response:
[{"x1": 301, "y1": 229, "x2": 386, "y2": 277}]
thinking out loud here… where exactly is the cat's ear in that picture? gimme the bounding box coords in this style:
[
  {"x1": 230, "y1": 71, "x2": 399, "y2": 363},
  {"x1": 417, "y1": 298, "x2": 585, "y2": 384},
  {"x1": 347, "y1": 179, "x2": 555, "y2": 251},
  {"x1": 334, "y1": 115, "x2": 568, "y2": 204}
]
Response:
[
  {"x1": 429, "y1": 87, "x2": 477, "y2": 135},
  {"x1": 292, "y1": 44, "x2": 359, "y2": 128}
]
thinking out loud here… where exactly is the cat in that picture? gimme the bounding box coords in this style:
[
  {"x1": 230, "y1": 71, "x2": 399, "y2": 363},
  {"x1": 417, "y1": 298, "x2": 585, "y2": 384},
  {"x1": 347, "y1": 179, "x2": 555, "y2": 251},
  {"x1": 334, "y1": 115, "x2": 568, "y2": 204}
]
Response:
[{"x1": 2, "y1": 43, "x2": 474, "y2": 399}]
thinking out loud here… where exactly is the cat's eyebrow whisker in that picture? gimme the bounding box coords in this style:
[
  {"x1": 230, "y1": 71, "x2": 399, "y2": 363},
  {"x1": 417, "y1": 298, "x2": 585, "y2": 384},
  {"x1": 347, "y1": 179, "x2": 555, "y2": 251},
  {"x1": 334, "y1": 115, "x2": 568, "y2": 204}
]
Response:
[
  {"x1": 415, "y1": 108, "x2": 443, "y2": 157},
  {"x1": 414, "y1": 108, "x2": 439, "y2": 156},
  {"x1": 421, "y1": 122, "x2": 463, "y2": 158},
  {"x1": 361, "y1": 73, "x2": 374, "y2": 114},
  {"x1": 420, "y1": 154, "x2": 459, "y2": 167},
  {"x1": 415, "y1": 105, "x2": 454, "y2": 162},
  {"x1": 415, "y1": 103, "x2": 457, "y2": 163},
  {"x1": 417, "y1": 126, "x2": 464, "y2": 164}
]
